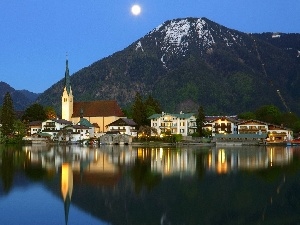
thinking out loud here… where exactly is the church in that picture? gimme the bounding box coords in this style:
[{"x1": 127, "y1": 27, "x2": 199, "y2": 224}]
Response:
[{"x1": 61, "y1": 59, "x2": 125, "y2": 133}]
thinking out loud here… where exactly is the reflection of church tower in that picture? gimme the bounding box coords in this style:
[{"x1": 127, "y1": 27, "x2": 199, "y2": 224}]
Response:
[
  {"x1": 61, "y1": 163, "x2": 73, "y2": 225},
  {"x1": 61, "y1": 58, "x2": 73, "y2": 121}
]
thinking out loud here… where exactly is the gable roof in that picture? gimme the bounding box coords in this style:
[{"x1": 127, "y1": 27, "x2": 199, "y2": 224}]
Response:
[
  {"x1": 237, "y1": 119, "x2": 269, "y2": 126},
  {"x1": 148, "y1": 114, "x2": 162, "y2": 119},
  {"x1": 106, "y1": 118, "x2": 137, "y2": 127},
  {"x1": 93, "y1": 123, "x2": 100, "y2": 128},
  {"x1": 205, "y1": 115, "x2": 238, "y2": 122},
  {"x1": 72, "y1": 100, "x2": 125, "y2": 118},
  {"x1": 54, "y1": 119, "x2": 73, "y2": 125},
  {"x1": 77, "y1": 118, "x2": 93, "y2": 127},
  {"x1": 28, "y1": 121, "x2": 42, "y2": 126},
  {"x1": 207, "y1": 116, "x2": 239, "y2": 123},
  {"x1": 148, "y1": 112, "x2": 195, "y2": 120}
]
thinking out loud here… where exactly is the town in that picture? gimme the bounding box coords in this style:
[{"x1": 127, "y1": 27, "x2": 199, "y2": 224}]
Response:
[{"x1": 0, "y1": 59, "x2": 292, "y2": 146}]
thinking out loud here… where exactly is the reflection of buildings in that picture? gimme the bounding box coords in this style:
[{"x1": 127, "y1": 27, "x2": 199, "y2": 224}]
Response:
[
  {"x1": 207, "y1": 146, "x2": 293, "y2": 174},
  {"x1": 61, "y1": 163, "x2": 73, "y2": 225},
  {"x1": 22, "y1": 145, "x2": 296, "y2": 180},
  {"x1": 150, "y1": 148, "x2": 197, "y2": 176},
  {"x1": 22, "y1": 145, "x2": 137, "y2": 186}
]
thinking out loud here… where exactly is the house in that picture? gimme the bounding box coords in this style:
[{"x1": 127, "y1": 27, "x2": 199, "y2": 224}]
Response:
[
  {"x1": 77, "y1": 117, "x2": 96, "y2": 137},
  {"x1": 149, "y1": 112, "x2": 197, "y2": 136},
  {"x1": 106, "y1": 118, "x2": 137, "y2": 136},
  {"x1": 61, "y1": 59, "x2": 125, "y2": 133},
  {"x1": 237, "y1": 119, "x2": 268, "y2": 134},
  {"x1": 41, "y1": 119, "x2": 72, "y2": 140},
  {"x1": 237, "y1": 119, "x2": 293, "y2": 144},
  {"x1": 205, "y1": 116, "x2": 239, "y2": 137},
  {"x1": 56, "y1": 124, "x2": 90, "y2": 142},
  {"x1": 27, "y1": 121, "x2": 42, "y2": 135},
  {"x1": 267, "y1": 124, "x2": 293, "y2": 143}
]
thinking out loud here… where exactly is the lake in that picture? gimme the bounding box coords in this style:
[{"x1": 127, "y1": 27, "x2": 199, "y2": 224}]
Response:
[{"x1": 1, "y1": 144, "x2": 300, "y2": 225}]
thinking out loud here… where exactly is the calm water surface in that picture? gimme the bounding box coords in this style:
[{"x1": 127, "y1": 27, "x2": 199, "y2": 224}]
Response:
[{"x1": 1, "y1": 144, "x2": 300, "y2": 225}]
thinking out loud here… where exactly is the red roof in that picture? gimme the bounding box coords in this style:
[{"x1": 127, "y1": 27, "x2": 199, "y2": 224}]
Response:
[{"x1": 72, "y1": 100, "x2": 124, "y2": 118}]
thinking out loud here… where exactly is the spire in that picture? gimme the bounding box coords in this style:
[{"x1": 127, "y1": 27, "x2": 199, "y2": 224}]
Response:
[
  {"x1": 64, "y1": 54, "x2": 71, "y2": 95},
  {"x1": 80, "y1": 108, "x2": 84, "y2": 118}
]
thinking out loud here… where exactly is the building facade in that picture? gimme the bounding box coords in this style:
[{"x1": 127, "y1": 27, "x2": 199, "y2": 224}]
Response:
[
  {"x1": 106, "y1": 118, "x2": 137, "y2": 136},
  {"x1": 149, "y1": 112, "x2": 197, "y2": 136}
]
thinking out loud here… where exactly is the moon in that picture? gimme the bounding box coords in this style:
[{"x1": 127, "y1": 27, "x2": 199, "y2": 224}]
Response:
[{"x1": 131, "y1": 4, "x2": 141, "y2": 16}]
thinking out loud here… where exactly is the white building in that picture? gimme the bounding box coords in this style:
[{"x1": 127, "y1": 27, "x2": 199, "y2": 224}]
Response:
[
  {"x1": 106, "y1": 118, "x2": 137, "y2": 137},
  {"x1": 27, "y1": 121, "x2": 42, "y2": 135},
  {"x1": 148, "y1": 112, "x2": 197, "y2": 136},
  {"x1": 204, "y1": 116, "x2": 238, "y2": 137},
  {"x1": 41, "y1": 119, "x2": 73, "y2": 140},
  {"x1": 237, "y1": 119, "x2": 293, "y2": 142}
]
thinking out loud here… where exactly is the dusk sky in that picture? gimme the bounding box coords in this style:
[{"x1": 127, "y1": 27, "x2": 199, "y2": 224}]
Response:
[{"x1": 1, "y1": 1, "x2": 299, "y2": 93}]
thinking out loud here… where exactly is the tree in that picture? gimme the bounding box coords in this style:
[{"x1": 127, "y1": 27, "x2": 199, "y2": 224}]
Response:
[
  {"x1": 238, "y1": 111, "x2": 256, "y2": 120},
  {"x1": 145, "y1": 95, "x2": 162, "y2": 118},
  {"x1": 44, "y1": 106, "x2": 57, "y2": 119},
  {"x1": 255, "y1": 105, "x2": 282, "y2": 125},
  {"x1": 196, "y1": 106, "x2": 205, "y2": 137},
  {"x1": 132, "y1": 92, "x2": 147, "y2": 127},
  {"x1": 281, "y1": 112, "x2": 298, "y2": 127},
  {"x1": 22, "y1": 103, "x2": 47, "y2": 122},
  {"x1": 13, "y1": 120, "x2": 26, "y2": 140},
  {"x1": 138, "y1": 125, "x2": 158, "y2": 137},
  {"x1": 0, "y1": 92, "x2": 15, "y2": 137}
]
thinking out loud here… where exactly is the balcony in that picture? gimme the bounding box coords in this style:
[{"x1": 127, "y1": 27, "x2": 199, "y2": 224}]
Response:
[
  {"x1": 160, "y1": 124, "x2": 177, "y2": 128},
  {"x1": 110, "y1": 128, "x2": 126, "y2": 132},
  {"x1": 238, "y1": 127, "x2": 267, "y2": 132}
]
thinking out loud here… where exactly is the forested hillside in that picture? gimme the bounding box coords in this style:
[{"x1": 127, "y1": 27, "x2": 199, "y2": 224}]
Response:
[
  {"x1": 0, "y1": 82, "x2": 40, "y2": 110},
  {"x1": 36, "y1": 17, "x2": 300, "y2": 116}
]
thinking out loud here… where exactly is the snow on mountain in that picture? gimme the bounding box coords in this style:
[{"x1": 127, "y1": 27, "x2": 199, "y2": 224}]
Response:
[{"x1": 136, "y1": 17, "x2": 246, "y2": 67}]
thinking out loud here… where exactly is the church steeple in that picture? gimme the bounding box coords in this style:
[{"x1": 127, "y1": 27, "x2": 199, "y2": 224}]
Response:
[
  {"x1": 62, "y1": 56, "x2": 74, "y2": 121},
  {"x1": 64, "y1": 56, "x2": 71, "y2": 95}
]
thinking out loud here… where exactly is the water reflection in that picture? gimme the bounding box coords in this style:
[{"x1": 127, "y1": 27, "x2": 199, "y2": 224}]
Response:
[
  {"x1": 1, "y1": 144, "x2": 300, "y2": 224},
  {"x1": 207, "y1": 146, "x2": 293, "y2": 174},
  {"x1": 20, "y1": 145, "x2": 298, "y2": 178},
  {"x1": 61, "y1": 163, "x2": 73, "y2": 225},
  {"x1": 150, "y1": 148, "x2": 196, "y2": 177}
]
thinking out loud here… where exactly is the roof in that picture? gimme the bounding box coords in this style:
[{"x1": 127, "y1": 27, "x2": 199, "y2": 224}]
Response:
[
  {"x1": 28, "y1": 121, "x2": 42, "y2": 126},
  {"x1": 148, "y1": 112, "x2": 195, "y2": 120},
  {"x1": 54, "y1": 119, "x2": 72, "y2": 125},
  {"x1": 64, "y1": 59, "x2": 71, "y2": 95},
  {"x1": 106, "y1": 118, "x2": 137, "y2": 127},
  {"x1": 72, "y1": 100, "x2": 125, "y2": 118},
  {"x1": 237, "y1": 119, "x2": 268, "y2": 126},
  {"x1": 237, "y1": 119, "x2": 291, "y2": 130},
  {"x1": 77, "y1": 118, "x2": 93, "y2": 127},
  {"x1": 268, "y1": 124, "x2": 291, "y2": 131},
  {"x1": 148, "y1": 114, "x2": 162, "y2": 119},
  {"x1": 205, "y1": 115, "x2": 238, "y2": 122},
  {"x1": 206, "y1": 116, "x2": 239, "y2": 123},
  {"x1": 93, "y1": 123, "x2": 100, "y2": 128}
]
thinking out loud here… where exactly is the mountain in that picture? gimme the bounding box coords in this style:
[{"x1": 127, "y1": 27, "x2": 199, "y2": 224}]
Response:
[
  {"x1": 0, "y1": 81, "x2": 40, "y2": 110},
  {"x1": 36, "y1": 17, "x2": 300, "y2": 115}
]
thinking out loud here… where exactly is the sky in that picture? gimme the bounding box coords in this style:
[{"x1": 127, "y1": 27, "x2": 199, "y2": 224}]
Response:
[{"x1": 1, "y1": 0, "x2": 299, "y2": 93}]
